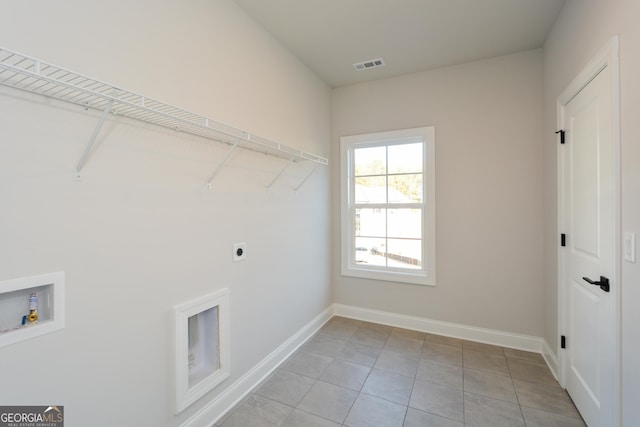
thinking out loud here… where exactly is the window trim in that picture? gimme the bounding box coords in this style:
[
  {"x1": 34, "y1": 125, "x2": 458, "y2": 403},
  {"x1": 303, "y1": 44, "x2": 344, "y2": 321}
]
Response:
[{"x1": 340, "y1": 126, "x2": 436, "y2": 286}]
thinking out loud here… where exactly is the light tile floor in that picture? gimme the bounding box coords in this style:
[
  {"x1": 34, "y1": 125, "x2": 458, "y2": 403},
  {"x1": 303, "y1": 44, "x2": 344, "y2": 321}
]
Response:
[{"x1": 217, "y1": 317, "x2": 586, "y2": 427}]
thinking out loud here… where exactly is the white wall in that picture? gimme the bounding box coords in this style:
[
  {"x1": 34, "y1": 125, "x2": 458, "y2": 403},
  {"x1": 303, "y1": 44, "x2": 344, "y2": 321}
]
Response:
[
  {"x1": 0, "y1": 1, "x2": 331, "y2": 426},
  {"x1": 543, "y1": 1, "x2": 640, "y2": 424},
  {"x1": 331, "y1": 50, "x2": 545, "y2": 337}
]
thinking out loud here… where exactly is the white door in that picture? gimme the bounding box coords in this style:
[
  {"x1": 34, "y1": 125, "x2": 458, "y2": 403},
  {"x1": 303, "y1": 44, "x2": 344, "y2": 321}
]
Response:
[{"x1": 559, "y1": 42, "x2": 619, "y2": 427}]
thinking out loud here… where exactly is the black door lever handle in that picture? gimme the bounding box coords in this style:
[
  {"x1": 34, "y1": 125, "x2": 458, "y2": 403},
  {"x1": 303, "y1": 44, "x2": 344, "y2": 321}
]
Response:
[{"x1": 583, "y1": 276, "x2": 610, "y2": 293}]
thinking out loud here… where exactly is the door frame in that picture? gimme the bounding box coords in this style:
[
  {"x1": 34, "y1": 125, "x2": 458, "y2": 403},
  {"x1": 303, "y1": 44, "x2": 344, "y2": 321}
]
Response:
[{"x1": 557, "y1": 36, "x2": 621, "y2": 425}]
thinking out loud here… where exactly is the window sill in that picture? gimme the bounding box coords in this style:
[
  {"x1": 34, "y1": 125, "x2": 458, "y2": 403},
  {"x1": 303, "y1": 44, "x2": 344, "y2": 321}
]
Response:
[{"x1": 341, "y1": 264, "x2": 436, "y2": 287}]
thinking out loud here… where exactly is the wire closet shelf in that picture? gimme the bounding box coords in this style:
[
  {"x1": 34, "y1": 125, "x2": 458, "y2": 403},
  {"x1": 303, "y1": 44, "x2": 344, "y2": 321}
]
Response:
[{"x1": 0, "y1": 47, "x2": 328, "y2": 185}]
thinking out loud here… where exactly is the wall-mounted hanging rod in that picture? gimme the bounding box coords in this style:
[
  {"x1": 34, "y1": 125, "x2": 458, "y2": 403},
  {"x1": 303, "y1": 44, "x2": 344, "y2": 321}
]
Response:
[{"x1": 0, "y1": 47, "x2": 328, "y2": 183}]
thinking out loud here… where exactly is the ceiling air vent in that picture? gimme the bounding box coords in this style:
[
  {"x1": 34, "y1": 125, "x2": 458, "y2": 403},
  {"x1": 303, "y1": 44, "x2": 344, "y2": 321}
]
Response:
[{"x1": 353, "y1": 58, "x2": 386, "y2": 71}]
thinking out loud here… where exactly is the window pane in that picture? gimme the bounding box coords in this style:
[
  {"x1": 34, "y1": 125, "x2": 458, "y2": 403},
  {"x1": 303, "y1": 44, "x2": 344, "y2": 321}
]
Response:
[
  {"x1": 388, "y1": 208, "x2": 422, "y2": 238},
  {"x1": 354, "y1": 146, "x2": 386, "y2": 176},
  {"x1": 388, "y1": 174, "x2": 423, "y2": 203},
  {"x1": 356, "y1": 237, "x2": 387, "y2": 267},
  {"x1": 355, "y1": 208, "x2": 386, "y2": 237},
  {"x1": 387, "y1": 239, "x2": 422, "y2": 269},
  {"x1": 388, "y1": 142, "x2": 422, "y2": 174},
  {"x1": 353, "y1": 245, "x2": 370, "y2": 264},
  {"x1": 355, "y1": 176, "x2": 386, "y2": 204},
  {"x1": 354, "y1": 237, "x2": 385, "y2": 266}
]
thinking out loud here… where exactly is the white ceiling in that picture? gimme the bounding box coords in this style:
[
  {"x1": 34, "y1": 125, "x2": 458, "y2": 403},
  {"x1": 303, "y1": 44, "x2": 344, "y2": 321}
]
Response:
[{"x1": 232, "y1": 0, "x2": 565, "y2": 87}]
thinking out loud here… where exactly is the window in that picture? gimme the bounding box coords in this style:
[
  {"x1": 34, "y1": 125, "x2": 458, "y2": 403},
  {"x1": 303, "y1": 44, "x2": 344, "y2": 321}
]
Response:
[{"x1": 340, "y1": 127, "x2": 436, "y2": 286}]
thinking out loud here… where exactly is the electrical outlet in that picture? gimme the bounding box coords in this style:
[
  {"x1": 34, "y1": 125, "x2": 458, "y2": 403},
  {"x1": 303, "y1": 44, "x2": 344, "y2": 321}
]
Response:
[{"x1": 233, "y1": 242, "x2": 247, "y2": 262}]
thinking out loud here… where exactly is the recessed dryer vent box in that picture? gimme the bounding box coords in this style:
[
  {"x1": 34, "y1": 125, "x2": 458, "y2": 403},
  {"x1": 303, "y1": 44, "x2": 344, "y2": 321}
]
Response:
[
  {"x1": 174, "y1": 288, "x2": 230, "y2": 414},
  {"x1": 0, "y1": 271, "x2": 65, "y2": 348}
]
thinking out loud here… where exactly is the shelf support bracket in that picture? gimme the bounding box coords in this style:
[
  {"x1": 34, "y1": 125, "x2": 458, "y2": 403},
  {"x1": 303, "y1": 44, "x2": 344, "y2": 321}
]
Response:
[
  {"x1": 267, "y1": 157, "x2": 295, "y2": 191},
  {"x1": 75, "y1": 94, "x2": 117, "y2": 179},
  {"x1": 206, "y1": 142, "x2": 238, "y2": 189},
  {"x1": 294, "y1": 164, "x2": 319, "y2": 193}
]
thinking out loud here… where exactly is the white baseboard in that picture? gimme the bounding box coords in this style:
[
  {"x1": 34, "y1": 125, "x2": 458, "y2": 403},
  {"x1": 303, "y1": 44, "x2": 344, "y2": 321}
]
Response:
[
  {"x1": 182, "y1": 303, "x2": 560, "y2": 427},
  {"x1": 180, "y1": 305, "x2": 333, "y2": 427},
  {"x1": 333, "y1": 303, "x2": 544, "y2": 353},
  {"x1": 542, "y1": 339, "x2": 560, "y2": 381}
]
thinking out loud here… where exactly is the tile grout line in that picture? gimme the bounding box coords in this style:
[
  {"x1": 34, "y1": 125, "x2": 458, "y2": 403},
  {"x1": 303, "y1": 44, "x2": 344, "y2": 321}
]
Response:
[
  {"x1": 345, "y1": 322, "x2": 390, "y2": 425},
  {"x1": 406, "y1": 350, "x2": 419, "y2": 426},
  {"x1": 504, "y1": 346, "x2": 529, "y2": 426},
  {"x1": 340, "y1": 325, "x2": 362, "y2": 426},
  {"x1": 462, "y1": 345, "x2": 466, "y2": 426}
]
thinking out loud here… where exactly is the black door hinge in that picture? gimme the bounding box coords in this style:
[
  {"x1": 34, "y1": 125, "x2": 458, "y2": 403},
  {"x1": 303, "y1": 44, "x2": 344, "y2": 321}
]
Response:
[
  {"x1": 556, "y1": 130, "x2": 565, "y2": 144},
  {"x1": 561, "y1": 233, "x2": 566, "y2": 247},
  {"x1": 561, "y1": 335, "x2": 566, "y2": 349}
]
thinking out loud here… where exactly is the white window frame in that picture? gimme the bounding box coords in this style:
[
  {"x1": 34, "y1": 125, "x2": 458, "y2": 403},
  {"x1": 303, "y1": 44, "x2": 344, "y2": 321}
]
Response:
[{"x1": 340, "y1": 126, "x2": 436, "y2": 286}]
